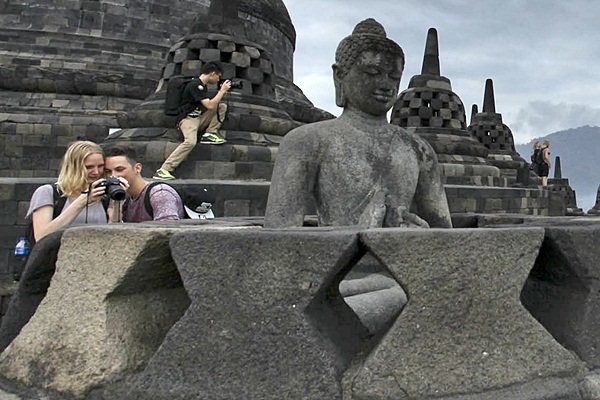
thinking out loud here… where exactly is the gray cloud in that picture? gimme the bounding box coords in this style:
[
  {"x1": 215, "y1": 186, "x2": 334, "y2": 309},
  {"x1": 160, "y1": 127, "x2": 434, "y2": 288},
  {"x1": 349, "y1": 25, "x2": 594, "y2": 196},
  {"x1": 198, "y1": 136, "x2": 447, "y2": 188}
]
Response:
[
  {"x1": 511, "y1": 101, "x2": 600, "y2": 138},
  {"x1": 282, "y1": 0, "x2": 600, "y2": 143}
]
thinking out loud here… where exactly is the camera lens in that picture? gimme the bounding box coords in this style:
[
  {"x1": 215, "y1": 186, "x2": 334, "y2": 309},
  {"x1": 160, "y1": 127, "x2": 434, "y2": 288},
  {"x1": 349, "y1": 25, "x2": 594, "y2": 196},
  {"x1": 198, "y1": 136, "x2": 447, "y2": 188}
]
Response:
[
  {"x1": 107, "y1": 184, "x2": 126, "y2": 201},
  {"x1": 101, "y1": 177, "x2": 126, "y2": 201}
]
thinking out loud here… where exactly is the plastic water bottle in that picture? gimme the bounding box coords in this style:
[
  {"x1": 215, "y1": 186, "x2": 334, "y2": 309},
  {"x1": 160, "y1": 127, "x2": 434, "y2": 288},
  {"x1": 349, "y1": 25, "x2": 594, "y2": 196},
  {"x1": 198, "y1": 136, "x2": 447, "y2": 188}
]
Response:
[
  {"x1": 14, "y1": 236, "x2": 30, "y2": 256},
  {"x1": 13, "y1": 235, "x2": 30, "y2": 280}
]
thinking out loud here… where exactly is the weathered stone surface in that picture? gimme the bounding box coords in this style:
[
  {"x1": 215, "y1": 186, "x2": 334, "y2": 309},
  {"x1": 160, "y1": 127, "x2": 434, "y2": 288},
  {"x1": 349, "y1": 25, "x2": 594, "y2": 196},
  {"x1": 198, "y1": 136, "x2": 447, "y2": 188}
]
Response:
[
  {"x1": 344, "y1": 228, "x2": 585, "y2": 399},
  {"x1": 0, "y1": 226, "x2": 191, "y2": 398},
  {"x1": 521, "y1": 224, "x2": 600, "y2": 368},
  {"x1": 109, "y1": 228, "x2": 368, "y2": 400},
  {"x1": 0, "y1": 230, "x2": 64, "y2": 352}
]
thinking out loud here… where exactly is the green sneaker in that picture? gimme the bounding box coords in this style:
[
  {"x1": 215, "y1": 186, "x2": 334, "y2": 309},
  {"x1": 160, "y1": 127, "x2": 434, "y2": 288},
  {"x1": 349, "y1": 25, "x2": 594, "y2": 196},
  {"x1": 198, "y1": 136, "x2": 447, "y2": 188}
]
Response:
[
  {"x1": 153, "y1": 168, "x2": 176, "y2": 180},
  {"x1": 200, "y1": 132, "x2": 226, "y2": 145}
]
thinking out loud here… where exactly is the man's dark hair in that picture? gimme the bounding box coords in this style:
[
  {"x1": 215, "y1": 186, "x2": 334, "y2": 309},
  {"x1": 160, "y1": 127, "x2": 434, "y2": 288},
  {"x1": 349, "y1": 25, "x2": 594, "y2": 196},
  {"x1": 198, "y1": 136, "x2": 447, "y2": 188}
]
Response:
[
  {"x1": 103, "y1": 145, "x2": 138, "y2": 165},
  {"x1": 200, "y1": 61, "x2": 224, "y2": 75}
]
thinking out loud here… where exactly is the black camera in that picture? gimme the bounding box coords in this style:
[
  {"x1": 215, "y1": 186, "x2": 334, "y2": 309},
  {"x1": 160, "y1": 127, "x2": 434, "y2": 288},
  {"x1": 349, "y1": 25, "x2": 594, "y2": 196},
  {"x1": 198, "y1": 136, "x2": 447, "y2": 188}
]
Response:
[
  {"x1": 220, "y1": 79, "x2": 243, "y2": 89},
  {"x1": 97, "y1": 177, "x2": 126, "y2": 201}
]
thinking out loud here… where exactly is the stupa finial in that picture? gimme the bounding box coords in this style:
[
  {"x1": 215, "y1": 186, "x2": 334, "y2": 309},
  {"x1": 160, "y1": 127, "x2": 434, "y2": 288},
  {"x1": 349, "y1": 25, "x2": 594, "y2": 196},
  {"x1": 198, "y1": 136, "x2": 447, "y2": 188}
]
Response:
[
  {"x1": 421, "y1": 28, "x2": 440, "y2": 76},
  {"x1": 554, "y1": 156, "x2": 562, "y2": 179},
  {"x1": 470, "y1": 104, "x2": 478, "y2": 125},
  {"x1": 483, "y1": 78, "x2": 496, "y2": 113}
]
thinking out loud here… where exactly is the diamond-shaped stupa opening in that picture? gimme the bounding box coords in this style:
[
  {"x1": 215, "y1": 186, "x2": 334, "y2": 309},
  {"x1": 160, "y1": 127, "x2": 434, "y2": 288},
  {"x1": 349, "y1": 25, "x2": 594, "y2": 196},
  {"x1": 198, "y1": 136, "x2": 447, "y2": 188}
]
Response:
[
  {"x1": 305, "y1": 244, "x2": 407, "y2": 367},
  {"x1": 340, "y1": 251, "x2": 408, "y2": 335},
  {"x1": 520, "y1": 235, "x2": 587, "y2": 350}
]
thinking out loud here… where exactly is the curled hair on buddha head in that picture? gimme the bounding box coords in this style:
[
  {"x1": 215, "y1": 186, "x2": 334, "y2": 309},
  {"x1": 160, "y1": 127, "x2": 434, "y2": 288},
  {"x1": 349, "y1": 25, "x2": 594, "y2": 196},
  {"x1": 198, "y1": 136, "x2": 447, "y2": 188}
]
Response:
[
  {"x1": 332, "y1": 18, "x2": 404, "y2": 107},
  {"x1": 334, "y1": 18, "x2": 405, "y2": 78},
  {"x1": 56, "y1": 140, "x2": 103, "y2": 197}
]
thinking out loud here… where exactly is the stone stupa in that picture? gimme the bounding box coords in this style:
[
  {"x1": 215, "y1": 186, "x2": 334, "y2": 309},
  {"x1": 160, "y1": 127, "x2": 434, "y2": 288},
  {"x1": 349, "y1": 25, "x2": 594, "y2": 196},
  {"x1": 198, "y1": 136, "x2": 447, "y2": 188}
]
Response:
[
  {"x1": 588, "y1": 185, "x2": 600, "y2": 215},
  {"x1": 390, "y1": 28, "x2": 554, "y2": 215},
  {"x1": 468, "y1": 79, "x2": 538, "y2": 188},
  {"x1": 391, "y1": 28, "x2": 504, "y2": 188},
  {"x1": 0, "y1": 0, "x2": 210, "y2": 177},
  {"x1": 547, "y1": 156, "x2": 584, "y2": 216},
  {"x1": 107, "y1": 0, "x2": 332, "y2": 182}
]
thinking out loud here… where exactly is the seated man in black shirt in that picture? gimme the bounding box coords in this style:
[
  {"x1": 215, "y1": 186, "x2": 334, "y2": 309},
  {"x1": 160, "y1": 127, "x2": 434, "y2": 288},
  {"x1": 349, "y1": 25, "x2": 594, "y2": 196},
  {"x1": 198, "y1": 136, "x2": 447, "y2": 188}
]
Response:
[{"x1": 154, "y1": 61, "x2": 232, "y2": 180}]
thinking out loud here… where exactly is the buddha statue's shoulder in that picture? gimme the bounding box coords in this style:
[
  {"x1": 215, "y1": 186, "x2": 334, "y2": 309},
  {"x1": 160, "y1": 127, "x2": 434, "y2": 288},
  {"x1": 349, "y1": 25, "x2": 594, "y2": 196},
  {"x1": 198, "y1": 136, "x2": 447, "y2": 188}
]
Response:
[
  {"x1": 281, "y1": 119, "x2": 343, "y2": 144},
  {"x1": 390, "y1": 125, "x2": 438, "y2": 162}
]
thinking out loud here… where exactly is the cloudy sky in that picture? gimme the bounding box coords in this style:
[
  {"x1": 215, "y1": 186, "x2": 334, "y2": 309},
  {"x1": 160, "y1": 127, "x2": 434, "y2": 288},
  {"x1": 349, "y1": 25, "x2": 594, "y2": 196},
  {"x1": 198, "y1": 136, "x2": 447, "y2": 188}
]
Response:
[{"x1": 281, "y1": 0, "x2": 600, "y2": 144}]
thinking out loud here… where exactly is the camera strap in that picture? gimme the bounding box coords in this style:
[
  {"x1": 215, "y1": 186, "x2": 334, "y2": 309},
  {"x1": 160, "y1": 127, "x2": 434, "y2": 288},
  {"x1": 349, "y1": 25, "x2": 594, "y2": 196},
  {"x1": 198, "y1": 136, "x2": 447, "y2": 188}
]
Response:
[{"x1": 85, "y1": 185, "x2": 91, "y2": 224}]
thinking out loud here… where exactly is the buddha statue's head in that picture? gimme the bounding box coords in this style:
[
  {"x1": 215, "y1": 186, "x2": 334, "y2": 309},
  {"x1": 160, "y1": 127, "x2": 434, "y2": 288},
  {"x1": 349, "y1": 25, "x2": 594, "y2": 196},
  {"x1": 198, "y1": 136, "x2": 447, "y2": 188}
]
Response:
[{"x1": 333, "y1": 19, "x2": 405, "y2": 116}]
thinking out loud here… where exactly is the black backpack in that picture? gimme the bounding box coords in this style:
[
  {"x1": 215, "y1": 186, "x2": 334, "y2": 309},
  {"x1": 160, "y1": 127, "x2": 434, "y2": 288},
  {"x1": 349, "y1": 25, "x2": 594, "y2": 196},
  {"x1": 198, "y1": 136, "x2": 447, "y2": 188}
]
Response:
[
  {"x1": 122, "y1": 182, "x2": 189, "y2": 221},
  {"x1": 164, "y1": 76, "x2": 196, "y2": 116},
  {"x1": 535, "y1": 147, "x2": 546, "y2": 164},
  {"x1": 26, "y1": 183, "x2": 111, "y2": 245},
  {"x1": 25, "y1": 184, "x2": 66, "y2": 247}
]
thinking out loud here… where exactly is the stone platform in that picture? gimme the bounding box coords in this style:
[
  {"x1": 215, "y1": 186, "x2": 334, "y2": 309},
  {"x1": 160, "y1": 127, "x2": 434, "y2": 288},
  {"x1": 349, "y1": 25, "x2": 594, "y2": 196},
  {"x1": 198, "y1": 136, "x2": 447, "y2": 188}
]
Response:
[
  {"x1": 0, "y1": 178, "x2": 567, "y2": 284},
  {"x1": 2, "y1": 223, "x2": 600, "y2": 399}
]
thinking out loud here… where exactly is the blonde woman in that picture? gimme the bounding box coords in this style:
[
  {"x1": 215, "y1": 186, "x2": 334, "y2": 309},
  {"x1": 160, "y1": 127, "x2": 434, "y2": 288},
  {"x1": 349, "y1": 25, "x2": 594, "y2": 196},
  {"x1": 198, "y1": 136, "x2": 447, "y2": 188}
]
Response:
[
  {"x1": 26, "y1": 141, "x2": 109, "y2": 241},
  {"x1": 539, "y1": 139, "x2": 551, "y2": 186}
]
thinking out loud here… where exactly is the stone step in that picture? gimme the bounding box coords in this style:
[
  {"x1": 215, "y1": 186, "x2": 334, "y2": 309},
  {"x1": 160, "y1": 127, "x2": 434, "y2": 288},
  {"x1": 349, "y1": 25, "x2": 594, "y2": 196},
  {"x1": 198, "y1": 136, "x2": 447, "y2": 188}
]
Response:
[
  {"x1": 444, "y1": 175, "x2": 507, "y2": 187},
  {"x1": 445, "y1": 184, "x2": 553, "y2": 215}
]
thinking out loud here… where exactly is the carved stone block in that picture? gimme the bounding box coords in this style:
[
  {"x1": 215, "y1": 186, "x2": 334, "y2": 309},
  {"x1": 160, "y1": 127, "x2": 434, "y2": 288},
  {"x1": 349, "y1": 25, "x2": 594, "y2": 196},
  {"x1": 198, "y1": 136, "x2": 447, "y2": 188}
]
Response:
[
  {"x1": 199, "y1": 48, "x2": 221, "y2": 62},
  {"x1": 344, "y1": 228, "x2": 585, "y2": 400},
  {"x1": 0, "y1": 226, "x2": 190, "y2": 398},
  {"x1": 114, "y1": 228, "x2": 367, "y2": 400},
  {"x1": 231, "y1": 51, "x2": 251, "y2": 68}
]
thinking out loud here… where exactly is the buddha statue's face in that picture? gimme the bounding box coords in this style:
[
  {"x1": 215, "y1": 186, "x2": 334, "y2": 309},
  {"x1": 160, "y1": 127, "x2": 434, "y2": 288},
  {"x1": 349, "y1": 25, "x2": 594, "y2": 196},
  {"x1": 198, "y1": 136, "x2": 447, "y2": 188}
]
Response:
[{"x1": 336, "y1": 50, "x2": 403, "y2": 117}]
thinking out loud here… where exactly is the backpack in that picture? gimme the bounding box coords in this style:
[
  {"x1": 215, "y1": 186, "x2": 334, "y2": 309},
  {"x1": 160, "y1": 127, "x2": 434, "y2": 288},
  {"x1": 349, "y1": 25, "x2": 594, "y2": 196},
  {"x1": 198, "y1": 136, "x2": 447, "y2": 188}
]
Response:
[
  {"x1": 164, "y1": 76, "x2": 196, "y2": 116},
  {"x1": 122, "y1": 182, "x2": 214, "y2": 221},
  {"x1": 535, "y1": 147, "x2": 546, "y2": 164},
  {"x1": 26, "y1": 183, "x2": 111, "y2": 245},
  {"x1": 122, "y1": 182, "x2": 188, "y2": 221}
]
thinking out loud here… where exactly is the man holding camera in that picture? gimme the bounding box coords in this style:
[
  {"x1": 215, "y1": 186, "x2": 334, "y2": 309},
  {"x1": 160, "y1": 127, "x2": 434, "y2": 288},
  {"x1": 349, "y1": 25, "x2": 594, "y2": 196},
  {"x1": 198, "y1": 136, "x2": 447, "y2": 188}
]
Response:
[
  {"x1": 154, "y1": 61, "x2": 232, "y2": 181},
  {"x1": 105, "y1": 146, "x2": 185, "y2": 222}
]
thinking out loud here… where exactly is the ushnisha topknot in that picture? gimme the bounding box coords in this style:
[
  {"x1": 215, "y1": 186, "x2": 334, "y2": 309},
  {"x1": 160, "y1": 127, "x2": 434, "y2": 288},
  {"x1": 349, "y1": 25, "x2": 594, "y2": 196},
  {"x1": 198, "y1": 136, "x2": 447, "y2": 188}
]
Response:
[
  {"x1": 335, "y1": 18, "x2": 404, "y2": 76},
  {"x1": 352, "y1": 17, "x2": 387, "y2": 36}
]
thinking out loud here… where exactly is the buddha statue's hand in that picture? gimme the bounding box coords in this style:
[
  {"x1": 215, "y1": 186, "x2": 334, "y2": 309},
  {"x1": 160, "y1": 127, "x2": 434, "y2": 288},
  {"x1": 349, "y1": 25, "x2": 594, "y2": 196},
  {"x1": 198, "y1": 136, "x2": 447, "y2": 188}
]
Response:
[{"x1": 387, "y1": 206, "x2": 430, "y2": 228}]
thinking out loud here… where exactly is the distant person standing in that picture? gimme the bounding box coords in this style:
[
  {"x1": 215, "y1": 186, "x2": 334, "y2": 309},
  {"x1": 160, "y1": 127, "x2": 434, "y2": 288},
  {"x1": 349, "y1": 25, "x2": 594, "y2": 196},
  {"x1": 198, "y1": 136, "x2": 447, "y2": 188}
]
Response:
[
  {"x1": 538, "y1": 139, "x2": 551, "y2": 186},
  {"x1": 530, "y1": 141, "x2": 541, "y2": 175}
]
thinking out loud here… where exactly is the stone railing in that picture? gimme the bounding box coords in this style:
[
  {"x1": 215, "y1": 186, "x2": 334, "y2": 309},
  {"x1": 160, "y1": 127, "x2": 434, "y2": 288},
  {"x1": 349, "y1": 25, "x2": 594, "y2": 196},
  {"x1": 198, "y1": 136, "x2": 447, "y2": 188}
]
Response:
[{"x1": 2, "y1": 222, "x2": 600, "y2": 399}]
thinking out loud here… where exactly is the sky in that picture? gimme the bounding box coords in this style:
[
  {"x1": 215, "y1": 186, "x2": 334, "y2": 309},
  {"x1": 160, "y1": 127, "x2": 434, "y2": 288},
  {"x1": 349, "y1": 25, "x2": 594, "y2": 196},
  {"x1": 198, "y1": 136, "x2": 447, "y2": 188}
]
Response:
[{"x1": 281, "y1": 0, "x2": 600, "y2": 144}]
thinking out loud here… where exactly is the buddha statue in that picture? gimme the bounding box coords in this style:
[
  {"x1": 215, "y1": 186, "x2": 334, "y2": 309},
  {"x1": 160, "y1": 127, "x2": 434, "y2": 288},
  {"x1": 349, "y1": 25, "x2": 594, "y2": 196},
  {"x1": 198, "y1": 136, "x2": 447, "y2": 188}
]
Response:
[{"x1": 264, "y1": 19, "x2": 452, "y2": 228}]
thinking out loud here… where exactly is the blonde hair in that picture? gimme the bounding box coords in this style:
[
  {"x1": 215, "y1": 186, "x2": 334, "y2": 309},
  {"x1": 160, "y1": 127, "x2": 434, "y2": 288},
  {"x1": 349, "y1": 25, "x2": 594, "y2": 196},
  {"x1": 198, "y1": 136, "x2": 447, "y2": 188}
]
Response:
[
  {"x1": 542, "y1": 139, "x2": 550, "y2": 147},
  {"x1": 532, "y1": 141, "x2": 540, "y2": 149},
  {"x1": 56, "y1": 141, "x2": 103, "y2": 196}
]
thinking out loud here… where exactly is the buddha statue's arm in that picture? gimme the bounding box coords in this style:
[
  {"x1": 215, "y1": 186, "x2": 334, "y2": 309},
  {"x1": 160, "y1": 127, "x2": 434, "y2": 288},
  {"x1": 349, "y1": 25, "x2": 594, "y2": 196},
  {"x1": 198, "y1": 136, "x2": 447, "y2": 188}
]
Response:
[
  {"x1": 413, "y1": 139, "x2": 453, "y2": 228},
  {"x1": 264, "y1": 128, "x2": 318, "y2": 228}
]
